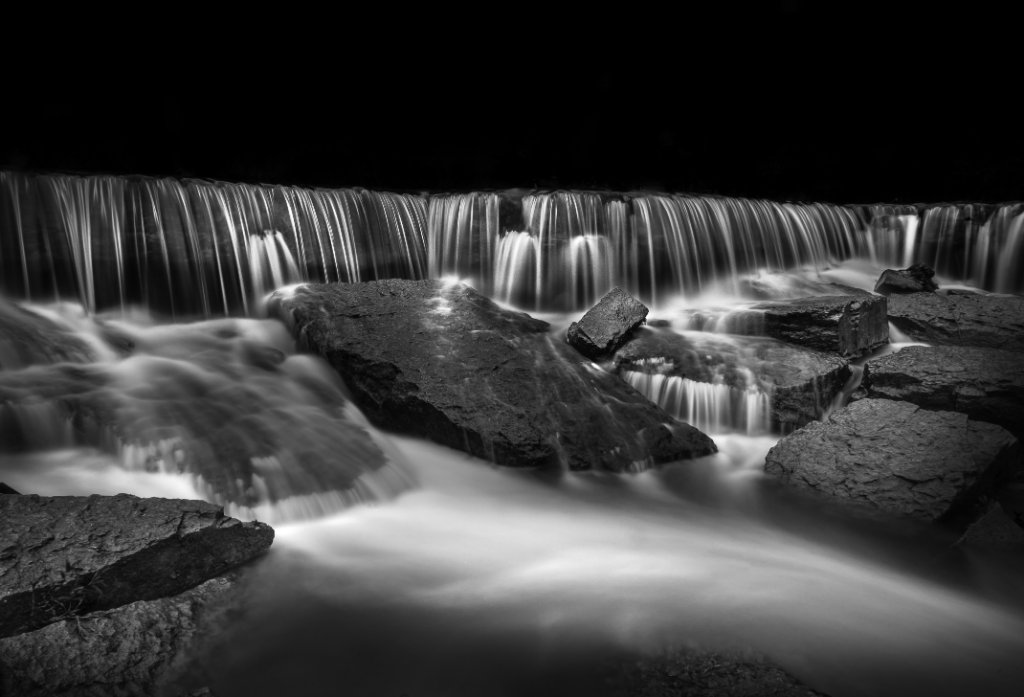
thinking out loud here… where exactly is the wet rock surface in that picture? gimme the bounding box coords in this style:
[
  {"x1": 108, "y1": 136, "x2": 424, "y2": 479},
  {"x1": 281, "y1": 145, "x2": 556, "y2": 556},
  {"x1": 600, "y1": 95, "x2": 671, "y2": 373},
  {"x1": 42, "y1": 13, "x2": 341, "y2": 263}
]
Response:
[
  {"x1": 0, "y1": 494, "x2": 273, "y2": 638},
  {"x1": 864, "y1": 345, "x2": 1024, "y2": 440},
  {"x1": 0, "y1": 299, "x2": 95, "y2": 369},
  {"x1": 606, "y1": 647, "x2": 828, "y2": 697},
  {"x1": 566, "y1": 287, "x2": 649, "y2": 359},
  {"x1": 724, "y1": 295, "x2": 888, "y2": 358},
  {"x1": 886, "y1": 291, "x2": 1024, "y2": 350},
  {"x1": 614, "y1": 329, "x2": 850, "y2": 431},
  {"x1": 874, "y1": 263, "x2": 939, "y2": 295},
  {"x1": 764, "y1": 399, "x2": 1019, "y2": 529},
  {"x1": 270, "y1": 280, "x2": 716, "y2": 472},
  {"x1": 0, "y1": 574, "x2": 237, "y2": 697}
]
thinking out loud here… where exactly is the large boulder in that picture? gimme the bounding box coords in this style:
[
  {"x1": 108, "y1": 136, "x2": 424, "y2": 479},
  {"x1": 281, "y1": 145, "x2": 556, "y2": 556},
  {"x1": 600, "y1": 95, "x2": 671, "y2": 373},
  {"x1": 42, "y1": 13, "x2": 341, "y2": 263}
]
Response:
[
  {"x1": 613, "y1": 329, "x2": 850, "y2": 432},
  {"x1": 723, "y1": 295, "x2": 888, "y2": 358},
  {"x1": 0, "y1": 574, "x2": 236, "y2": 697},
  {"x1": 886, "y1": 291, "x2": 1024, "y2": 350},
  {"x1": 0, "y1": 493, "x2": 273, "y2": 638},
  {"x1": 269, "y1": 280, "x2": 716, "y2": 472},
  {"x1": 864, "y1": 345, "x2": 1024, "y2": 441},
  {"x1": 764, "y1": 399, "x2": 1019, "y2": 529},
  {"x1": 873, "y1": 263, "x2": 939, "y2": 295},
  {"x1": 567, "y1": 287, "x2": 649, "y2": 359}
]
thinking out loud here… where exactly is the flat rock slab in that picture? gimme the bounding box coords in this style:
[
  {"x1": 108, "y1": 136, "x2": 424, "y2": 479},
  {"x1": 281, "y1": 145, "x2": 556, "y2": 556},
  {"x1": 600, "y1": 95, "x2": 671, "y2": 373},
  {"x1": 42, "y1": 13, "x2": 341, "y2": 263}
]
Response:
[
  {"x1": 865, "y1": 345, "x2": 1024, "y2": 440},
  {"x1": 567, "y1": 287, "x2": 649, "y2": 359},
  {"x1": 0, "y1": 573, "x2": 237, "y2": 697},
  {"x1": 0, "y1": 494, "x2": 273, "y2": 638},
  {"x1": 886, "y1": 291, "x2": 1024, "y2": 350},
  {"x1": 270, "y1": 280, "x2": 715, "y2": 472},
  {"x1": 724, "y1": 295, "x2": 888, "y2": 358},
  {"x1": 614, "y1": 329, "x2": 850, "y2": 431},
  {"x1": 764, "y1": 399, "x2": 1019, "y2": 528}
]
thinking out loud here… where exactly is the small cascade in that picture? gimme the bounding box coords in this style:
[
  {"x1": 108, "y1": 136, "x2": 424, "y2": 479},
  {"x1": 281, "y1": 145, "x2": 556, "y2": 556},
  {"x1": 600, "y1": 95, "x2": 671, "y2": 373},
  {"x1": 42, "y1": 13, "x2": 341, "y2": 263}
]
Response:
[{"x1": 623, "y1": 366, "x2": 771, "y2": 435}]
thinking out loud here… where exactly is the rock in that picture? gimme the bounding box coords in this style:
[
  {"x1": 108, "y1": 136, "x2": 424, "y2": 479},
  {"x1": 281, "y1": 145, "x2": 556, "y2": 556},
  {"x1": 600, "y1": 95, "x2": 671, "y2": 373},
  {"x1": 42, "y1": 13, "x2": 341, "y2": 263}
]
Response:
[
  {"x1": 873, "y1": 263, "x2": 939, "y2": 295},
  {"x1": 0, "y1": 483, "x2": 19, "y2": 495},
  {"x1": 0, "y1": 493, "x2": 273, "y2": 638},
  {"x1": 723, "y1": 295, "x2": 888, "y2": 358},
  {"x1": 865, "y1": 345, "x2": 1024, "y2": 440},
  {"x1": 614, "y1": 329, "x2": 850, "y2": 431},
  {"x1": 886, "y1": 292, "x2": 1024, "y2": 350},
  {"x1": 959, "y1": 503, "x2": 1024, "y2": 553},
  {"x1": 0, "y1": 298, "x2": 94, "y2": 369},
  {"x1": 566, "y1": 287, "x2": 649, "y2": 359},
  {"x1": 269, "y1": 280, "x2": 715, "y2": 472},
  {"x1": 606, "y1": 646, "x2": 828, "y2": 697},
  {"x1": 0, "y1": 574, "x2": 238, "y2": 697},
  {"x1": 764, "y1": 399, "x2": 1019, "y2": 529}
]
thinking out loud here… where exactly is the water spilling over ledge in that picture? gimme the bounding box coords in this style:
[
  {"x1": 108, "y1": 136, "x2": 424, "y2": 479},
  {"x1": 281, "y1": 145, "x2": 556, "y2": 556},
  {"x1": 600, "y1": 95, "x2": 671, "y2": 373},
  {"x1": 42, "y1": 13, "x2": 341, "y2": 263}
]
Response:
[{"x1": 3, "y1": 171, "x2": 1021, "y2": 316}]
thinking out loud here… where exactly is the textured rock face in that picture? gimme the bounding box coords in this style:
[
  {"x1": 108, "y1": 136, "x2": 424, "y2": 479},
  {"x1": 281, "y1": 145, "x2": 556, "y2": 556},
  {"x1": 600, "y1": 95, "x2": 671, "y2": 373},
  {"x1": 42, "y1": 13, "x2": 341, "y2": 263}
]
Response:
[
  {"x1": 886, "y1": 291, "x2": 1024, "y2": 350},
  {"x1": 614, "y1": 329, "x2": 850, "y2": 431},
  {"x1": 270, "y1": 280, "x2": 715, "y2": 472},
  {"x1": 764, "y1": 399, "x2": 1019, "y2": 528},
  {"x1": 0, "y1": 494, "x2": 273, "y2": 638},
  {"x1": 724, "y1": 295, "x2": 888, "y2": 358},
  {"x1": 0, "y1": 299, "x2": 94, "y2": 369},
  {"x1": 874, "y1": 263, "x2": 939, "y2": 295},
  {"x1": 865, "y1": 345, "x2": 1024, "y2": 440},
  {"x1": 0, "y1": 574, "x2": 237, "y2": 697},
  {"x1": 566, "y1": 287, "x2": 649, "y2": 359}
]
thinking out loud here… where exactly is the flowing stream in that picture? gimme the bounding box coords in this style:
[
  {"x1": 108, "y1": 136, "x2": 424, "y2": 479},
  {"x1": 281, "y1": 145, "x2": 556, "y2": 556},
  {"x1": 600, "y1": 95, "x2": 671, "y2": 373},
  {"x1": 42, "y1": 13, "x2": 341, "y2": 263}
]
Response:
[{"x1": 1, "y1": 172, "x2": 1023, "y2": 696}]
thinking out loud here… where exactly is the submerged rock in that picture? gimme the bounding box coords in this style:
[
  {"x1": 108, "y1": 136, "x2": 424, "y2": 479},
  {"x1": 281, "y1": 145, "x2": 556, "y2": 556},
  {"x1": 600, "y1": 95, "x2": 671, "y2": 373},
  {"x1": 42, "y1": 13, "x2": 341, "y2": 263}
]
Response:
[
  {"x1": 0, "y1": 298, "x2": 95, "y2": 369},
  {"x1": 0, "y1": 574, "x2": 238, "y2": 697},
  {"x1": 865, "y1": 345, "x2": 1024, "y2": 440},
  {"x1": 614, "y1": 329, "x2": 850, "y2": 432},
  {"x1": 764, "y1": 399, "x2": 1019, "y2": 529},
  {"x1": 270, "y1": 280, "x2": 715, "y2": 472},
  {"x1": 959, "y1": 503, "x2": 1024, "y2": 553},
  {"x1": 886, "y1": 291, "x2": 1024, "y2": 350},
  {"x1": 723, "y1": 295, "x2": 888, "y2": 358},
  {"x1": 873, "y1": 263, "x2": 939, "y2": 295},
  {"x1": 567, "y1": 287, "x2": 649, "y2": 359},
  {"x1": 0, "y1": 493, "x2": 273, "y2": 638}
]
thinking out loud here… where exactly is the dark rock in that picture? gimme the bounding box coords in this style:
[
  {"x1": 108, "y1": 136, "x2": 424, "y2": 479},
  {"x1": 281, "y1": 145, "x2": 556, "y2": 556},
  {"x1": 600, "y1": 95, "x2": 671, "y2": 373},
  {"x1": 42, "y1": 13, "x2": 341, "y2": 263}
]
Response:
[
  {"x1": 886, "y1": 292, "x2": 1024, "y2": 350},
  {"x1": 269, "y1": 280, "x2": 715, "y2": 472},
  {"x1": 724, "y1": 295, "x2": 888, "y2": 358},
  {"x1": 567, "y1": 287, "x2": 649, "y2": 359},
  {"x1": 0, "y1": 483, "x2": 19, "y2": 495},
  {"x1": 874, "y1": 263, "x2": 939, "y2": 295},
  {"x1": 0, "y1": 573, "x2": 238, "y2": 697},
  {"x1": 959, "y1": 503, "x2": 1024, "y2": 553},
  {"x1": 614, "y1": 329, "x2": 850, "y2": 431},
  {"x1": 764, "y1": 399, "x2": 1019, "y2": 529},
  {"x1": 0, "y1": 298, "x2": 94, "y2": 369},
  {"x1": 0, "y1": 493, "x2": 273, "y2": 638},
  {"x1": 607, "y1": 646, "x2": 828, "y2": 697},
  {"x1": 865, "y1": 345, "x2": 1024, "y2": 440}
]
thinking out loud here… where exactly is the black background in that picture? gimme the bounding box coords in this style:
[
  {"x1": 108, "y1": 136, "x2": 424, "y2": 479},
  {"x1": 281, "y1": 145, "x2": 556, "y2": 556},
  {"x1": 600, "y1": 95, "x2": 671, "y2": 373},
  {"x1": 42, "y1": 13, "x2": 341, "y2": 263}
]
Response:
[{"x1": 2, "y1": 5, "x2": 1020, "y2": 204}]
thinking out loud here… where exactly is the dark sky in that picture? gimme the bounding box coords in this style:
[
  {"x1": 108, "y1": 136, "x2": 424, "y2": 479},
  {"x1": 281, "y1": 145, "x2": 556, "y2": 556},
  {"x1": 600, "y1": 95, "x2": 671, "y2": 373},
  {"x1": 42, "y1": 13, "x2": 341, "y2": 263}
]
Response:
[{"x1": 3, "y1": 7, "x2": 1020, "y2": 204}]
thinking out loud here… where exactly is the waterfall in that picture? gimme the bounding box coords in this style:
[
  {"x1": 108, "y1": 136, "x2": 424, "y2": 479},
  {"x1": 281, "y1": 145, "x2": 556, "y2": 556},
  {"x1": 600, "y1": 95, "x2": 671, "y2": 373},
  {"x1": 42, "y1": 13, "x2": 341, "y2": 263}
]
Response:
[{"x1": 2, "y1": 171, "x2": 1022, "y2": 316}]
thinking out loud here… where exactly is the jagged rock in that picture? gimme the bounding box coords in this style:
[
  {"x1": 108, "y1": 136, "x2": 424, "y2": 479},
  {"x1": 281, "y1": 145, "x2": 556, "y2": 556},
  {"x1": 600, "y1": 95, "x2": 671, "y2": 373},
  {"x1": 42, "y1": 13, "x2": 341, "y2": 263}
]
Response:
[
  {"x1": 959, "y1": 504, "x2": 1024, "y2": 553},
  {"x1": 0, "y1": 574, "x2": 238, "y2": 697},
  {"x1": 0, "y1": 483, "x2": 19, "y2": 495},
  {"x1": 607, "y1": 646, "x2": 828, "y2": 697},
  {"x1": 0, "y1": 493, "x2": 273, "y2": 638},
  {"x1": 567, "y1": 287, "x2": 649, "y2": 359},
  {"x1": 614, "y1": 329, "x2": 850, "y2": 431},
  {"x1": 764, "y1": 399, "x2": 1019, "y2": 529},
  {"x1": 723, "y1": 295, "x2": 888, "y2": 358},
  {"x1": 865, "y1": 345, "x2": 1024, "y2": 440},
  {"x1": 873, "y1": 263, "x2": 939, "y2": 295},
  {"x1": 886, "y1": 291, "x2": 1024, "y2": 350},
  {"x1": 269, "y1": 280, "x2": 715, "y2": 472},
  {"x1": 0, "y1": 298, "x2": 94, "y2": 369}
]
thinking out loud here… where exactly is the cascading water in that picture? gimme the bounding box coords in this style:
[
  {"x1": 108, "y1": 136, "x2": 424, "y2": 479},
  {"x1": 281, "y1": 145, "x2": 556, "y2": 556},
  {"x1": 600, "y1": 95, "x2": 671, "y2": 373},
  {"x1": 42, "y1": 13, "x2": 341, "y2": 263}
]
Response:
[{"x1": 2, "y1": 169, "x2": 1024, "y2": 697}]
